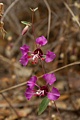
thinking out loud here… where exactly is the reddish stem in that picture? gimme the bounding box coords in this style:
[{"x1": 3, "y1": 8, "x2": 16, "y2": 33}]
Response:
[
  {"x1": 32, "y1": 11, "x2": 37, "y2": 48},
  {"x1": 54, "y1": 101, "x2": 62, "y2": 120}
]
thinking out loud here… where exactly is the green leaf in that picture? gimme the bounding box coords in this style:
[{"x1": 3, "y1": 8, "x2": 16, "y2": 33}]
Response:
[
  {"x1": 21, "y1": 21, "x2": 31, "y2": 26},
  {"x1": 38, "y1": 97, "x2": 50, "y2": 115}
]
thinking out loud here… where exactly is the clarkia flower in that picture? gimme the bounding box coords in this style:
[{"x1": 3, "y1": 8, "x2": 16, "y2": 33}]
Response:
[
  {"x1": 25, "y1": 73, "x2": 60, "y2": 100},
  {"x1": 20, "y1": 36, "x2": 56, "y2": 66}
]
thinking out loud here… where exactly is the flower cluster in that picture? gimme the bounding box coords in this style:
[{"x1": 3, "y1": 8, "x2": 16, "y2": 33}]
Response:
[
  {"x1": 19, "y1": 36, "x2": 56, "y2": 66},
  {"x1": 19, "y1": 35, "x2": 60, "y2": 102},
  {"x1": 25, "y1": 73, "x2": 60, "y2": 100}
]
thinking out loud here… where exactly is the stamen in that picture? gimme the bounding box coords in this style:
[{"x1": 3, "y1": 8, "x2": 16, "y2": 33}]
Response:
[{"x1": 36, "y1": 89, "x2": 44, "y2": 96}]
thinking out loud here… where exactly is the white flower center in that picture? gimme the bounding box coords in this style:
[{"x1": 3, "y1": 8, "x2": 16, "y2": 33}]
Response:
[
  {"x1": 32, "y1": 54, "x2": 39, "y2": 60},
  {"x1": 36, "y1": 89, "x2": 44, "y2": 96}
]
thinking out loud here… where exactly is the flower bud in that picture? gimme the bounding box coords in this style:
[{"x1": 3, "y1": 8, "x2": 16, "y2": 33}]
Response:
[{"x1": 21, "y1": 25, "x2": 29, "y2": 35}]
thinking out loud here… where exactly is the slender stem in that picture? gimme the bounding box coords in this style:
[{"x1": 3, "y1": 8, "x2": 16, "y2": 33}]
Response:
[
  {"x1": 54, "y1": 101, "x2": 62, "y2": 120},
  {"x1": 43, "y1": 0, "x2": 51, "y2": 39},
  {"x1": 32, "y1": 11, "x2": 35, "y2": 39},
  {"x1": 32, "y1": 10, "x2": 37, "y2": 48},
  {"x1": 40, "y1": 60, "x2": 46, "y2": 74},
  {"x1": 48, "y1": 104, "x2": 51, "y2": 120},
  {"x1": 1, "y1": 93, "x2": 19, "y2": 117}
]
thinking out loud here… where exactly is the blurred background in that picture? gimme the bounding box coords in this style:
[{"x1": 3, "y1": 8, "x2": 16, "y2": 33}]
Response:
[{"x1": 0, "y1": 0, "x2": 80, "y2": 120}]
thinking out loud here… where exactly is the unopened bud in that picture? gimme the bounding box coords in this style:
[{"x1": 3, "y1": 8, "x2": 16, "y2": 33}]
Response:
[{"x1": 21, "y1": 25, "x2": 29, "y2": 35}]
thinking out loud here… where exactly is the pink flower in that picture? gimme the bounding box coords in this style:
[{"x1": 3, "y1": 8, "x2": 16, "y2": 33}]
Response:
[
  {"x1": 19, "y1": 36, "x2": 56, "y2": 66},
  {"x1": 25, "y1": 74, "x2": 60, "y2": 101}
]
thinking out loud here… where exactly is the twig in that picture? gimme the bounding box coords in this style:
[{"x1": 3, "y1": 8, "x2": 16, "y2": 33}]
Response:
[
  {"x1": 1, "y1": 0, "x2": 20, "y2": 21},
  {"x1": 63, "y1": 2, "x2": 80, "y2": 27},
  {"x1": 43, "y1": 0, "x2": 51, "y2": 39},
  {"x1": 48, "y1": 61, "x2": 80, "y2": 73},
  {"x1": 0, "y1": 61, "x2": 80, "y2": 94},
  {"x1": 1, "y1": 93, "x2": 19, "y2": 117}
]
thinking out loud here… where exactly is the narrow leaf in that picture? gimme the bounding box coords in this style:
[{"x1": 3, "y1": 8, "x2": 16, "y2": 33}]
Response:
[
  {"x1": 38, "y1": 97, "x2": 50, "y2": 115},
  {"x1": 21, "y1": 21, "x2": 31, "y2": 26}
]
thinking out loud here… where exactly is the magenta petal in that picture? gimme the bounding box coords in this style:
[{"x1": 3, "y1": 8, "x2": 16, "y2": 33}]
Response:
[
  {"x1": 19, "y1": 53, "x2": 28, "y2": 66},
  {"x1": 43, "y1": 73, "x2": 56, "y2": 85},
  {"x1": 25, "y1": 88, "x2": 34, "y2": 100},
  {"x1": 27, "y1": 76, "x2": 37, "y2": 89},
  {"x1": 45, "y1": 51, "x2": 56, "y2": 62},
  {"x1": 20, "y1": 44, "x2": 29, "y2": 55},
  {"x1": 47, "y1": 87, "x2": 60, "y2": 101},
  {"x1": 36, "y1": 36, "x2": 48, "y2": 46}
]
